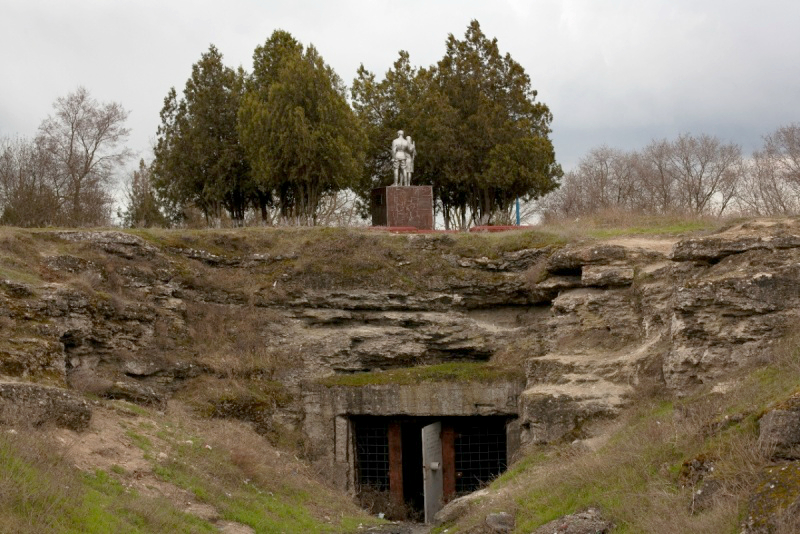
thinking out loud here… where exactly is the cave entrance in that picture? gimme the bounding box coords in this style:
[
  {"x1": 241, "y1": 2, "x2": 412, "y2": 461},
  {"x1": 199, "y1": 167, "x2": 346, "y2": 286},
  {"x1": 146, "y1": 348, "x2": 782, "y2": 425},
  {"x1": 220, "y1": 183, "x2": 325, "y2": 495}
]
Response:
[{"x1": 353, "y1": 416, "x2": 510, "y2": 523}]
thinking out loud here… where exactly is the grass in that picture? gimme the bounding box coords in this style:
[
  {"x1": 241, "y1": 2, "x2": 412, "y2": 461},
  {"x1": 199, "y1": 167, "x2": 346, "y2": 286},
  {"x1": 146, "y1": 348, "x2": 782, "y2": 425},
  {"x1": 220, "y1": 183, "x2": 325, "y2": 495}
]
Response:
[
  {"x1": 0, "y1": 431, "x2": 216, "y2": 533},
  {"x1": 147, "y1": 410, "x2": 380, "y2": 533},
  {"x1": 536, "y1": 210, "x2": 724, "y2": 241},
  {"x1": 318, "y1": 361, "x2": 524, "y2": 387},
  {"x1": 446, "y1": 333, "x2": 800, "y2": 534}
]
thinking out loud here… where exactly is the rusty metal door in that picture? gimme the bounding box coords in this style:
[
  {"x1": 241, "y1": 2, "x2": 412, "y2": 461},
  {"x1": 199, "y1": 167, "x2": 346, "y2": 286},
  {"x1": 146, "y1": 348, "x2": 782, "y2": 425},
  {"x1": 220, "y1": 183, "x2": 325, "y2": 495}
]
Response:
[{"x1": 421, "y1": 421, "x2": 443, "y2": 523}]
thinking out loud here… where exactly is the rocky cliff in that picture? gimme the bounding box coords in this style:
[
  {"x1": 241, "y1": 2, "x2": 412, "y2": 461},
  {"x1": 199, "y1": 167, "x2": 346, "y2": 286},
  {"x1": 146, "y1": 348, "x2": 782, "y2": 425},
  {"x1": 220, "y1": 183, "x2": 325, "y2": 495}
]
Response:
[
  {"x1": 2, "y1": 221, "x2": 800, "y2": 440},
  {"x1": 2, "y1": 219, "x2": 800, "y2": 531}
]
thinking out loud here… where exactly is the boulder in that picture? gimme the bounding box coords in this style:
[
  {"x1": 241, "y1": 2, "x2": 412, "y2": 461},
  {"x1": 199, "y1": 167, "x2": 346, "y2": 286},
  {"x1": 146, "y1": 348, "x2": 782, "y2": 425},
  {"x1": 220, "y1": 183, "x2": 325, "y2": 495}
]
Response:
[
  {"x1": 741, "y1": 462, "x2": 800, "y2": 534},
  {"x1": 0, "y1": 381, "x2": 91, "y2": 431},
  {"x1": 530, "y1": 508, "x2": 613, "y2": 534},
  {"x1": 485, "y1": 511, "x2": 514, "y2": 533},
  {"x1": 759, "y1": 394, "x2": 800, "y2": 459},
  {"x1": 434, "y1": 488, "x2": 491, "y2": 524}
]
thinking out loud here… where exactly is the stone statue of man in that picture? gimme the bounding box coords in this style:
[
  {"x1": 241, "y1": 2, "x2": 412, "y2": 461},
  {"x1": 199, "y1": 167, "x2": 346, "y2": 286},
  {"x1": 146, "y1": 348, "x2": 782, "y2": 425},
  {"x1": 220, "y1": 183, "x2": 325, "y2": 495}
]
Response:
[{"x1": 391, "y1": 130, "x2": 409, "y2": 186}]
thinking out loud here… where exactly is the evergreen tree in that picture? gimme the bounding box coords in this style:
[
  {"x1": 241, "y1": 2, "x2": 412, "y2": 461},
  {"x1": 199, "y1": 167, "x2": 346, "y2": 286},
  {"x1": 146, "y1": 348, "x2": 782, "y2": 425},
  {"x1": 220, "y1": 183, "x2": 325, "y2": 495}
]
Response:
[
  {"x1": 238, "y1": 33, "x2": 365, "y2": 224},
  {"x1": 352, "y1": 20, "x2": 561, "y2": 228},
  {"x1": 152, "y1": 45, "x2": 251, "y2": 225},
  {"x1": 118, "y1": 159, "x2": 167, "y2": 228}
]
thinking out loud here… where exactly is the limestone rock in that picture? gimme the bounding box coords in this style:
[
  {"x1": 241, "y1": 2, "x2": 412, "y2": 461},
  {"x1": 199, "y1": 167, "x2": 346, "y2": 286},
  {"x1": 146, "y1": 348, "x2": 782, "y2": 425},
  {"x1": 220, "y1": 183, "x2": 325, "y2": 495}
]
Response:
[
  {"x1": 0, "y1": 279, "x2": 35, "y2": 298},
  {"x1": 52, "y1": 230, "x2": 159, "y2": 259},
  {"x1": 530, "y1": 508, "x2": 613, "y2": 534},
  {"x1": 664, "y1": 248, "x2": 800, "y2": 390},
  {"x1": 547, "y1": 243, "x2": 662, "y2": 274},
  {"x1": 671, "y1": 232, "x2": 800, "y2": 262},
  {"x1": 759, "y1": 394, "x2": 800, "y2": 459},
  {"x1": 0, "y1": 381, "x2": 91, "y2": 431},
  {"x1": 741, "y1": 462, "x2": 800, "y2": 534},
  {"x1": 451, "y1": 247, "x2": 552, "y2": 272},
  {"x1": 0, "y1": 337, "x2": 65, "y2": 381},
  {"x1": 484, "y1": 511, "x2": 514, "y2": 533},
  {"x1": 548, "y1": 288, "x2": 641, "y2": 353},
  {"x1": 581, "y1": 265, "x2": 634, "y2": 287}
]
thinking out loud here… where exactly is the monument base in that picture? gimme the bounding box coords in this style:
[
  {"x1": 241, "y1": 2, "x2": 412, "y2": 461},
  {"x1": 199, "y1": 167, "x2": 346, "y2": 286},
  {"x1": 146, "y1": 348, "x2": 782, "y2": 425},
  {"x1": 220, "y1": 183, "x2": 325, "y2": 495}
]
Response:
[{"x1": 371, "y1": 186, "x2": 433, "y2": 230}]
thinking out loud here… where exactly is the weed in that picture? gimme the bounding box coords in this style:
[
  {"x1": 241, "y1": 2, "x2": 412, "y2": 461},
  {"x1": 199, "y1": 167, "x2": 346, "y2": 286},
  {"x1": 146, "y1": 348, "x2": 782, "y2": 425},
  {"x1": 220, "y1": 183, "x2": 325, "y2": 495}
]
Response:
[
  {"x1": 318, "y1": 362, "x2": 524, "y2": 387},
  {"x1": 125, "y1": 430, "x2": 153, "y2": 453}
]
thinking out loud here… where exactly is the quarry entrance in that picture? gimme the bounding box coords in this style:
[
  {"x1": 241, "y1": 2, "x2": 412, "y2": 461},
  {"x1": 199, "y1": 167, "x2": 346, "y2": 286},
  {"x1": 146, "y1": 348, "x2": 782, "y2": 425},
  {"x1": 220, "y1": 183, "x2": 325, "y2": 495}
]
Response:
[
  {"x1": 353, "y1": 415, "x2": 511, "y2": 521},
  {"x1": 302, "y1": 380, "x2": 524, "y2": 522}
]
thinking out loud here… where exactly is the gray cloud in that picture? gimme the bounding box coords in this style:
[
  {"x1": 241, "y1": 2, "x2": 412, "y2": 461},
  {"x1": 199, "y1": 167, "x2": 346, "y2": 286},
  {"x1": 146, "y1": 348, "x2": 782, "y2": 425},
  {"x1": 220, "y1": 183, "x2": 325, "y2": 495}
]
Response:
[{"x1": 1, "y1": 0, "x2": 799, "y2": 172}]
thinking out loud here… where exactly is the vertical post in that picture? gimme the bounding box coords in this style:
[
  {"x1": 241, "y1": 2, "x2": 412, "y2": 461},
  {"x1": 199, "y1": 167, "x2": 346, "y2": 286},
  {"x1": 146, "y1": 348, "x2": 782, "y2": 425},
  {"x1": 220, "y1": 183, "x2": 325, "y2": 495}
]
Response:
[
  {"x1": 516, "y1": 197, "x2": 521, "y2": 226},
  {"x1": 388, "y1": 421, "x2": 404, "y2": 509},
  {"x1": 441, "y1": 424, "x2": 456, "y2": 502}
]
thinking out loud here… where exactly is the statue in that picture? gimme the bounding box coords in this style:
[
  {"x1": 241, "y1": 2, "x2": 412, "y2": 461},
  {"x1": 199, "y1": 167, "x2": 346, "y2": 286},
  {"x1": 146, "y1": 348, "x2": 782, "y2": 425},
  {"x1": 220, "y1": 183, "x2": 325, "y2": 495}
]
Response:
[
  {"x1": 391, "y1": 130, "x2": 408, "y2": 186},
  {"x1": 405, "y1": 136, "x2": 416, "y2": 186}
]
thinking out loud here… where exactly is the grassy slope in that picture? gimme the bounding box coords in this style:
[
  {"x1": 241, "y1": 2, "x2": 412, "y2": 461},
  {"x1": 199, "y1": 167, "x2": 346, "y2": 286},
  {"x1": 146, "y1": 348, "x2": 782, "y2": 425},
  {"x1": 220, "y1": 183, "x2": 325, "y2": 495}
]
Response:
[
  {"x1": 0, "y1": 400, "x2": 377, "y2": 534},
  {"x1": 436, "y1": 336, "x2": 800, "y2": 534}
]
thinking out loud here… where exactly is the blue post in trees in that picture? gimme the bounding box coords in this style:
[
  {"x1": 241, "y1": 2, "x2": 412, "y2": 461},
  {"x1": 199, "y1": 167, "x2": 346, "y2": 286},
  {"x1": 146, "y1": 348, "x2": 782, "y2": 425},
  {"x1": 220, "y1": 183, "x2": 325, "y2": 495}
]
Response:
[{"x1": 516, "y1": 198, "x2": 521, "y2": 226}]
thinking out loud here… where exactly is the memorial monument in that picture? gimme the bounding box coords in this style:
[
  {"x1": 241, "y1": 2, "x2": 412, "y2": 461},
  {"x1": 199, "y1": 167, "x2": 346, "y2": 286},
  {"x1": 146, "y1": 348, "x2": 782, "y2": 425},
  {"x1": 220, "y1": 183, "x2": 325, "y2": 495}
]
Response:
[{"x1": 371, "y1": 130, "x2": 434, "y2": 230}]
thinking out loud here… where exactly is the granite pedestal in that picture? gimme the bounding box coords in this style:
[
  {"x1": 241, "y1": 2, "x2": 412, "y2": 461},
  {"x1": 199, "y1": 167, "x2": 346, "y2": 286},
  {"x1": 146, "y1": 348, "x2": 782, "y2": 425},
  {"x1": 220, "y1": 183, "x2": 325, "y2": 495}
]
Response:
[{"x1": 371, "y1": 186, "x2": 433, "y2": 230}]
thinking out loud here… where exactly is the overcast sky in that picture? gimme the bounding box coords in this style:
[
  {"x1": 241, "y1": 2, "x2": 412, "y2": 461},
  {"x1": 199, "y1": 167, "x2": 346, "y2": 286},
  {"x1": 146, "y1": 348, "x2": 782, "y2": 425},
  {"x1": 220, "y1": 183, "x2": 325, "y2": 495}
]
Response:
[{"x1": 2, "y1": 0, "x2": 799, "y2": 174}]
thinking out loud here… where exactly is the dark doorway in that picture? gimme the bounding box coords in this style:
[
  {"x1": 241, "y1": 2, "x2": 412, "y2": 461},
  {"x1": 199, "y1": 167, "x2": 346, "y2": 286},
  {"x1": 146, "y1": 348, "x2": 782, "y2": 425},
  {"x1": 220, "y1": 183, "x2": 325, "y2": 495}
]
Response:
[
  {"x1": 401, "y1": 421, "x2": 424, "y2": 520},
  {"x1": 353, "y1": 415, "x2": 512, "y2": 521}
]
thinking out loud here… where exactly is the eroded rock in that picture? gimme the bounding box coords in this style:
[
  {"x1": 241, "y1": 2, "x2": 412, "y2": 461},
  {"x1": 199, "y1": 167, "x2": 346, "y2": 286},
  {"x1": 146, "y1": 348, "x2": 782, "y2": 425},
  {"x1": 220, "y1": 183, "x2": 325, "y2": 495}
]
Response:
[
  {"x1": 759, "y1": 394, "x2": 800, "y2": 460},
  {"x1": 0, "y1": 381, "x2": 91, "y2": 431},
  {"x1": 530, "y1": 508, "x2": 613, "y2": 534}
]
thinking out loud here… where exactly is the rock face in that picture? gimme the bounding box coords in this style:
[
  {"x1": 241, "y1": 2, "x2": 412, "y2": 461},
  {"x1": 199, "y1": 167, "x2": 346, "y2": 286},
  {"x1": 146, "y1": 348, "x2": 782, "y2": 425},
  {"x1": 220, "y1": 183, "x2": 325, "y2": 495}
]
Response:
[{"x1": 2, "y1": 221, "x2": 800, "y2": 505}]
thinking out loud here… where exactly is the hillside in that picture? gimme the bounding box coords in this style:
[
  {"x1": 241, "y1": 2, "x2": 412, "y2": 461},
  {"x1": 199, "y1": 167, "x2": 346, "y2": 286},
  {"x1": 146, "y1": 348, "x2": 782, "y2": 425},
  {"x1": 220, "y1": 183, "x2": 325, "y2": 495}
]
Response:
[{"x1": 1, "y1": 218, "x2": 800, "y2": 533}]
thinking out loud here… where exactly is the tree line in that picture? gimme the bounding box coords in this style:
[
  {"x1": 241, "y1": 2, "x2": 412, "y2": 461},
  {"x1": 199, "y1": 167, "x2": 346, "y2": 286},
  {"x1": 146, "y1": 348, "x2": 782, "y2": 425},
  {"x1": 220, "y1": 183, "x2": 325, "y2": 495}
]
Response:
[
  {"x1": 3, "y1": 20, "x2": 800, "y2": 229},
  {"x1": 539, "y1": 127, "x2": 800, "y2": 220},
  {"x1": 146, "y1": 21, "x2": 562, "y2": 228},
  {"x1": 0, "y1": 87, "x2": 130, "y2": 227}
]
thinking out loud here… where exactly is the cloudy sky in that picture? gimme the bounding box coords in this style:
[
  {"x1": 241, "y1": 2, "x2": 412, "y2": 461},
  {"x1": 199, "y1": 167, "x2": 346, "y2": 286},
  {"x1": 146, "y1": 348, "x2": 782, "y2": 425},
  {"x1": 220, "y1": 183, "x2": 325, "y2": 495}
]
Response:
[{"x1": 2, "y1": 0, "x2": 799, "y2": 173}]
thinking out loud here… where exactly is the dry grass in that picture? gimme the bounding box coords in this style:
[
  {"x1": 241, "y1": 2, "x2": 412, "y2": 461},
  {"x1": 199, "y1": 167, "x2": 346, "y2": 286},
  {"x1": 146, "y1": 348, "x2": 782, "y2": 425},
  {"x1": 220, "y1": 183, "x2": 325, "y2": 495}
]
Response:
[
  {"x1": 444, "y1": 331, "x2": 800, "y2": 534},
  {"x1": 183, "y1": 302, "x2": 291, "y2": 379},
  {"x1": 537, "y1": 209, "x2": 726, "y2": 240}
]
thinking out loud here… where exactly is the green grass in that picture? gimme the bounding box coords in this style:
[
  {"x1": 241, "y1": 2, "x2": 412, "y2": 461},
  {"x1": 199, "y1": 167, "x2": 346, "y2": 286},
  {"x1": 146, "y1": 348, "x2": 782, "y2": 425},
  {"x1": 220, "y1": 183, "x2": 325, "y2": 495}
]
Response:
[
  {"x1": 536, "y1": 212, "x2": 723, "y2": 241},
  {"x1": 448, "y1": 230, "x2": 566, "y2": 259},
  {"x1": 0, "y1": 434, "x2": 216, "y2": 533},
  {"x1": 125, "y1": 430, "x2": 153, "y2": 453},
  {"x1": 456, "y1": 339, "x2": 800, "y2": 534},
  {"x1": 0, "y1": 264, "x2": 41, "y2": 286},
  {"x1": 318, "y1": 361, "x2": 525, "y2": 387},
  {"x1": 148, "y1": 421, "x2": 379, "y2": 534}
]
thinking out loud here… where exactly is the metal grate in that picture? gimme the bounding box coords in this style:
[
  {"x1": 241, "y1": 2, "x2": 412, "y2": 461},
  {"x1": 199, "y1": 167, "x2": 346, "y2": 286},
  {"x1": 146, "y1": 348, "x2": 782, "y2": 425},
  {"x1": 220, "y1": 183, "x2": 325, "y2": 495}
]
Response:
[
  {"x1": 355, "y1": 421, "x2": 390, "y2": 491},
  {"x1": 454, "y1": 422, "x2": 507, "y2": 494}
]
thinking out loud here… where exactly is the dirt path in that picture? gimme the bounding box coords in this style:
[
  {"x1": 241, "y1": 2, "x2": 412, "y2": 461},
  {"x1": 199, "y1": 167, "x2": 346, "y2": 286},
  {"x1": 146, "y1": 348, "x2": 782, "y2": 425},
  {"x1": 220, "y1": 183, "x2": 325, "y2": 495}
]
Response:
[{"x1": 49, "y1": 401, "x2": 254, "y2": 533}]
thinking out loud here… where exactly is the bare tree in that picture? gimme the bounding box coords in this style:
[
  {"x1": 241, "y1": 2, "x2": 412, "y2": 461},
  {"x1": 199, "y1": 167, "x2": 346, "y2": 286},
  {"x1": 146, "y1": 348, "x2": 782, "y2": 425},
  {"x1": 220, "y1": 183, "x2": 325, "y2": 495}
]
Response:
[
  {"x1": 735, "y1": 124, "x2": 800, "y2": 216},
  {"x1": 37, "y1": 87, "x2": 131, "y2": 226},
  {"x1": 540, "y1": 146, "x2": 640, "y2": 218},
  {"x1": 0, "y1": 136, "x2": 58, "y2": 226},
  {"x1": 667, "y1": 133, "x2": 742, "y2": 216},
  {"x1": 736, "y1": 151, "x2": 800, "y2": 216},
  {"x1": 638, "y1": 139, "x2": 678, "y2": 214}
]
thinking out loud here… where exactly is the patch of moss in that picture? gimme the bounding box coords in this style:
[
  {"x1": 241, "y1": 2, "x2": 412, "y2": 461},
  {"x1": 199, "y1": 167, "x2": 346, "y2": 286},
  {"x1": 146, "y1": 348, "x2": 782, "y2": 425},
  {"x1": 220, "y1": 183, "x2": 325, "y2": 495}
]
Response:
[{"x1": 318, "y1": 362, "x2": 524, "y2": 387}]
